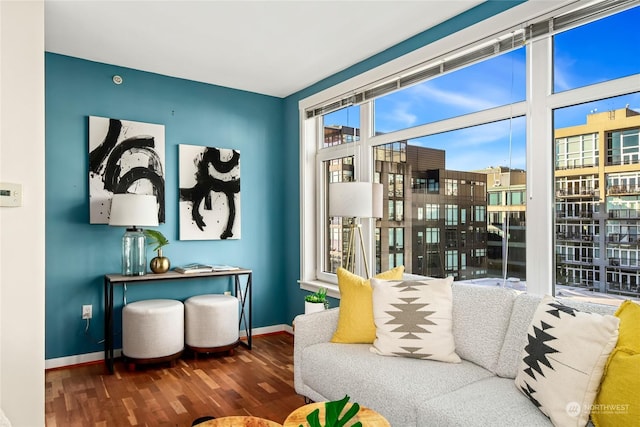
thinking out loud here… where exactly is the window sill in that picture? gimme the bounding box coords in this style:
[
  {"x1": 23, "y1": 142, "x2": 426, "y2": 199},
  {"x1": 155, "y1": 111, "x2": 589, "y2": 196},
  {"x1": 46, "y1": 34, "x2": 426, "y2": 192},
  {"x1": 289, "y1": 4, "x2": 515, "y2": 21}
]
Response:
[
  {"x1": 298, "y1": 279, "x2": 340, "y2": 300},
  {"x1": 298, "y1": 273, "x2": 428, "y2": 300}
]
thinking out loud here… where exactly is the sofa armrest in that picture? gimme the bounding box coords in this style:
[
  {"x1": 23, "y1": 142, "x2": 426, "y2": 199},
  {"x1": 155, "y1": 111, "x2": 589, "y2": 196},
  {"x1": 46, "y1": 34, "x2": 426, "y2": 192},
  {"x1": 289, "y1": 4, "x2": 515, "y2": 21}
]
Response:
[
  {"x1": 294, "y1": 307, "x2": 339, "y2": 345},
  {"x1": 293, "y1": 307, "x2": 339, "y2": 395}
]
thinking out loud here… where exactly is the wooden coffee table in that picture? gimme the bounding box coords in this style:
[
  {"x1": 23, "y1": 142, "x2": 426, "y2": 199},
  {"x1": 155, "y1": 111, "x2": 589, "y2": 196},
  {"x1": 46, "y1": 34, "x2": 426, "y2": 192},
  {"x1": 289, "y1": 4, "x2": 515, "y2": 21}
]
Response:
[
  {"x1": 195, "y1": 416, "x2": 282, "y2": 427},
  {"x1": 283, "y1": 402, "x2": 390, "y2": 427}
]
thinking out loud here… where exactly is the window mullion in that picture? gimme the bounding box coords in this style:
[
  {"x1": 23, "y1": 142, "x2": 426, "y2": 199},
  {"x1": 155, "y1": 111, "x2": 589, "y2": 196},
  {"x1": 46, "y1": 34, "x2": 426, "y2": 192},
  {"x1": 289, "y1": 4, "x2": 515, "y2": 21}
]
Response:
[
  {"x1": 526, "y1": 36, "x2": 554, "y2": 296},
  {"x1": 359, "y1": 102, "x2": 376, "y2": 277},
  {"x1": 547, "y1": 73, "x2": 640, "y2": 110},
  {"x1": 369, "y1": 103, "x2": 528, "y2": 148}
]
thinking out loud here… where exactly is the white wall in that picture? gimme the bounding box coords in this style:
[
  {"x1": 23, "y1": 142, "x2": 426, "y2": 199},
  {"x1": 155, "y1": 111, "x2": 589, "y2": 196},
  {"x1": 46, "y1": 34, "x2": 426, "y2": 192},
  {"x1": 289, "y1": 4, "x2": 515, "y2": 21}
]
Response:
[{"x1": 0, "y1": 1, "x2": 45, "y2": 426}]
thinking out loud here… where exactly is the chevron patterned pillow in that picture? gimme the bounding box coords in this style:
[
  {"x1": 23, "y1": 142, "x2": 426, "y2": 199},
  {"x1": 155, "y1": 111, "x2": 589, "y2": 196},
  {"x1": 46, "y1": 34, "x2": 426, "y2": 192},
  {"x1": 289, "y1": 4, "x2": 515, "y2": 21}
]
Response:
[{"x1": 514, "y1": 296, "x2": 619, "y2": 427}]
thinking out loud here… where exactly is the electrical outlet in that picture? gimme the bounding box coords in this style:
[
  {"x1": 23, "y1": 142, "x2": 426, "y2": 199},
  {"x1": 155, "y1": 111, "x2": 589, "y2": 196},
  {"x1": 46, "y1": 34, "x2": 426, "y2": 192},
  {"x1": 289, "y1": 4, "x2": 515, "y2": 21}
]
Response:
[{"x1": 82, "y1": 305, "x2": 92, "y2": 320}]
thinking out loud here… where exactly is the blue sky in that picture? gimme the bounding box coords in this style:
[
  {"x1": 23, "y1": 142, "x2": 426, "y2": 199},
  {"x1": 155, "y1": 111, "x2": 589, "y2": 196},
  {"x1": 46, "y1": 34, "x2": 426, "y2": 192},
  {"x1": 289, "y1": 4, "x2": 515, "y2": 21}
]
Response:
[{"x1": 325, "y1": 5, "x2": 639, "y2": 173}]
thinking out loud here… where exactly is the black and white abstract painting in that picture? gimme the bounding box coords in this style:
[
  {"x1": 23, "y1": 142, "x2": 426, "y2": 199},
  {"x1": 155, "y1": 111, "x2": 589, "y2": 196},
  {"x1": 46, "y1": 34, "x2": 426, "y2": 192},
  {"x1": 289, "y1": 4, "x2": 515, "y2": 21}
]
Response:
[
  {"x1": 89, "y1": 116, "x2": 165, "y2": 224},
  {"x1": 179, "y1": 144, "x2": 241, "y2": 240}
]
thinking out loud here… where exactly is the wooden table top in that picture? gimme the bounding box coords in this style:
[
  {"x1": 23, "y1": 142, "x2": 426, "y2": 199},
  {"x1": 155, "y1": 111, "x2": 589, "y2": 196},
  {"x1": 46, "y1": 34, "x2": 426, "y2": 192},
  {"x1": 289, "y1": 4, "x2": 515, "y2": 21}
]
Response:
[
  {"x1": 195, "y1": 416, "x2": 282, "y2": 427},
  {"x1": 283, "y1": 402, "x2": 390, "y2": 427}
]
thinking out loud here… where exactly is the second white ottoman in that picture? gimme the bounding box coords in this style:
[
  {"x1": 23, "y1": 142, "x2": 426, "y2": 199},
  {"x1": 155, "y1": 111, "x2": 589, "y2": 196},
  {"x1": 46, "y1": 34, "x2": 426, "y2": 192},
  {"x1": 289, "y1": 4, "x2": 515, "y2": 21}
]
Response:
[
  {"x1": 122, "y1": 299, "x2": 184, "y2": 368},
  {"x1": 185, "y1": 294, "x2": 239, "y2": 355}
]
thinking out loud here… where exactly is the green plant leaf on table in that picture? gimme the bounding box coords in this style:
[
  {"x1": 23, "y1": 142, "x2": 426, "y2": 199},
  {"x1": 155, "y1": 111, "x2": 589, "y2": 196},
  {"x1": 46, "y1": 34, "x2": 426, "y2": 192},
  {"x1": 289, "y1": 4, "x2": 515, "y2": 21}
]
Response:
[
  {"x1": 303, "y1": 408, "x2": 321, "y2": 427},
  {"x1": 143, "y1": 229, "x2": 169, "y2": 252},
  {"x1": 301, "y1": 395, "x2": 362, "y2": 427}
]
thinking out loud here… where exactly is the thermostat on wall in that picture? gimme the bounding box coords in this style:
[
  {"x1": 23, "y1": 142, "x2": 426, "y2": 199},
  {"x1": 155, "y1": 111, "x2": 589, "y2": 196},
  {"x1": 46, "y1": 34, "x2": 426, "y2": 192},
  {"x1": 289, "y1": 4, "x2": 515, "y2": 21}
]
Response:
[{"x1": 0, "y1": 182, "x2": 22, "y2": 207}]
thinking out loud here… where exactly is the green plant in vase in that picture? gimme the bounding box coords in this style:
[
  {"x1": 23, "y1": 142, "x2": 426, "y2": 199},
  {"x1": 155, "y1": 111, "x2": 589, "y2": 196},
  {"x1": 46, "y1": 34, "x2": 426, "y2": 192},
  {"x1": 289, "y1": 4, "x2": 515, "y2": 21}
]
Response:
[
  {"x1": 304, "y1": 287, "x2": 329, "y2": 313},
  {"x1": 143, "y1": 229, "x2": 170, "y2": 273}
]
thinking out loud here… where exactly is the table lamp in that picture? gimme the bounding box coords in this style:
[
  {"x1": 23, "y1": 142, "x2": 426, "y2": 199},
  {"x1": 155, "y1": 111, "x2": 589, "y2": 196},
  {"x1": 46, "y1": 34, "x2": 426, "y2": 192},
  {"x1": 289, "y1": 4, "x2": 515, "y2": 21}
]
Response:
[
  {"x1": 329, "y1": 182, "x2": 383, "y2": 278},
  {"x1": 108, "y1": 194, "x2": 159, "y2": 276}
]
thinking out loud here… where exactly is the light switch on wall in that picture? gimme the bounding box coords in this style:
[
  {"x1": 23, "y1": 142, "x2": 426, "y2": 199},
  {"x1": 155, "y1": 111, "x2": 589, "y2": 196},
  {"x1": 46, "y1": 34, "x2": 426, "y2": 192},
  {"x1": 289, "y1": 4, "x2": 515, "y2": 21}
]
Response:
[{"x1": 0, "y1": 182, "x2": 22, "y2": 207}]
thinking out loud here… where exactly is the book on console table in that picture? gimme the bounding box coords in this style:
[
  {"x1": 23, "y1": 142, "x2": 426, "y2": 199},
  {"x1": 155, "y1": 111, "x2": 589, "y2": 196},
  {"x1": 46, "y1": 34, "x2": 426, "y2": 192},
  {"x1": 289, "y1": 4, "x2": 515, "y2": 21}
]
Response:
[
  {"x1": 174, "y1": 264, "x2": 240, "y2": 274},
  {"x1": 211, "y1": 265, "x2": 240, "y2": 271},
  {"x1": 174, "y1": 263, "x2": 214, "y2": 274}
]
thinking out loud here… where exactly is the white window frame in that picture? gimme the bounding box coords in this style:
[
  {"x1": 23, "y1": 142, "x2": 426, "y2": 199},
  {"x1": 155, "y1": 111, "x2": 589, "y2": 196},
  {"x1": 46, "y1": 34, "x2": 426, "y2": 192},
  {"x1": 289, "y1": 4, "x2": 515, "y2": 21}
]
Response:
[{"x1": 299, "y1": 0, "x2": 640, "y2": 298}]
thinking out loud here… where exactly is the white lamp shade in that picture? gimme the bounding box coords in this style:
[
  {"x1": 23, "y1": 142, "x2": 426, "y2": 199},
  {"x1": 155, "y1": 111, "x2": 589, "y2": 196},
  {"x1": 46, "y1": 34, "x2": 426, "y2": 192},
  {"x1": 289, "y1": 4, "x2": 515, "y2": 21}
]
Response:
[
  {"x1": 108, "y1": 194, "x2": 159, "y2": 227},
  {"x1": 329, "y1": 182, "x2": 383, "y2": 218}
]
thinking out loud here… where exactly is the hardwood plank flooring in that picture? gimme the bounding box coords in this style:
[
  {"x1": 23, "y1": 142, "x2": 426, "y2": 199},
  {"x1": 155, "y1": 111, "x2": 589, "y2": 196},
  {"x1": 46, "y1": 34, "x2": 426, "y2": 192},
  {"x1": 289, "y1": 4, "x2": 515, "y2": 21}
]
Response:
[{"x1": 45, "y1": 333, "x2": 306, "y2": 427}]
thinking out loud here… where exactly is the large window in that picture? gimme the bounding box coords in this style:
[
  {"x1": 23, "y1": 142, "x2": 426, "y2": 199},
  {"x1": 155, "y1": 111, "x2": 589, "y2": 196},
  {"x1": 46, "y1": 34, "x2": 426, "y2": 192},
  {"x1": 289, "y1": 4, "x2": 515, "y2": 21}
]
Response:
[
  {"x1": 551, "y1": 4, "x2": 640, "y2": 299},
  {"x1": 302, "y1": 1, "x2": 639, "y2": 302}
]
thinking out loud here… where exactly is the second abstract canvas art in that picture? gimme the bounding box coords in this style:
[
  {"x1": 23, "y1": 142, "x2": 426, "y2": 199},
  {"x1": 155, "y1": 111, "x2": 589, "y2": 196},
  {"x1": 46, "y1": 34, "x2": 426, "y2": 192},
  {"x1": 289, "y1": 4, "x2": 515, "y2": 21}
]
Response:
[{"x1": 179, "y1": 144, "x2": 241, "y2": 240}]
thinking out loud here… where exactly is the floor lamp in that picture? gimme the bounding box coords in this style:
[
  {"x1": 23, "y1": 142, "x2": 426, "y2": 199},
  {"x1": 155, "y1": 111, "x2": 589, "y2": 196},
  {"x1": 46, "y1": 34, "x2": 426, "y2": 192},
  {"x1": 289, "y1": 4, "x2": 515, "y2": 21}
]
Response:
[{"x1": 329, "y1": 182, "x2": 383, "y2": 278}]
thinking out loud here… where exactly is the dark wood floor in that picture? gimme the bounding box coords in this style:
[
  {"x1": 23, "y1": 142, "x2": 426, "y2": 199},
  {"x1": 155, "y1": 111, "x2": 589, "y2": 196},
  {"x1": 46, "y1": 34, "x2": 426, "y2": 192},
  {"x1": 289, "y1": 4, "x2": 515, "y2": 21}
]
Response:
[{"x1": 45, "y1": 333, "x2": 306, "y2": 427}]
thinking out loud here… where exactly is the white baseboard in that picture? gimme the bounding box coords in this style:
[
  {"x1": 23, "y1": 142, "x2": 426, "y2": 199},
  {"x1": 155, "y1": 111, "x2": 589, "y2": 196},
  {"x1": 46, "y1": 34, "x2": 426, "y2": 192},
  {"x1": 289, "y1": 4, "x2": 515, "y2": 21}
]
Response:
[
  {"x1": 45, "y1": 349, "x2": 122, "y2": 370},
  {"x1": 45, "y1": 324, "x2": 291, "y2": 370}
]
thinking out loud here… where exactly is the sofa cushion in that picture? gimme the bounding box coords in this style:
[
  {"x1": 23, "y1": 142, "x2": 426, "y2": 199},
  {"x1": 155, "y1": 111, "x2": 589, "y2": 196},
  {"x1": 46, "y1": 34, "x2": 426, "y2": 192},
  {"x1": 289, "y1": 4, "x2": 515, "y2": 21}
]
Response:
[
  {"x1": 300, "y1": 342, "x2": 493, "y2": 427},
  {"x1": 330, "y1": 266, "x2": 404, "y2": 344},
  {"x1": 450, "y1": 283, "x2": 517, "y2": 372},
  {"x1": 370, "y1": 276, "x2": 460, "y2": 363},
  {"x1": 514, "y1": 296, "x2": 619, "y2": 427},
  {"x1": 592, "y1": 300, "x2": 640, "y2": 427},
  {"x1": 417, "y1": 376, "x2": 552, "y2": 426},
  {"x1": 496, "y1": 293, "x2": 618, "y2": 379}
]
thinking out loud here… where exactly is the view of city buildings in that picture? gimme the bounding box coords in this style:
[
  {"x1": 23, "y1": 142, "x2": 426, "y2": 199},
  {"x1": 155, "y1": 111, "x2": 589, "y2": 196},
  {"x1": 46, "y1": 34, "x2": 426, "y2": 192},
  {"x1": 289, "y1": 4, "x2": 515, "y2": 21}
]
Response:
[
  {"x1": 481, "y1": 166, "x2": 526, "y2": 279},
  {"x1": 325, "y1": 106, "x2": 640, "y2": 299},
  {"x1": 555, "y1": 107, "x2": 640, "y2": 298},
  {"x1": 374, "y1": 143, "x2": 489, "y2": 280}
]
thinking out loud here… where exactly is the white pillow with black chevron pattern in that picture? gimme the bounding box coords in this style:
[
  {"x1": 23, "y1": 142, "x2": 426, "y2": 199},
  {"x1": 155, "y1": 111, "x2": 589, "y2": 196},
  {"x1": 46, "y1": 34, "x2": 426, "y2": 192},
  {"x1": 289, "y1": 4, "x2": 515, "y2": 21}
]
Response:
[
  {"x1": 370, "y1": 276, "x2": 461, "y2": 363},
  {"x1": 514, "y1": 295, "x2": 619, "y2": 427}
]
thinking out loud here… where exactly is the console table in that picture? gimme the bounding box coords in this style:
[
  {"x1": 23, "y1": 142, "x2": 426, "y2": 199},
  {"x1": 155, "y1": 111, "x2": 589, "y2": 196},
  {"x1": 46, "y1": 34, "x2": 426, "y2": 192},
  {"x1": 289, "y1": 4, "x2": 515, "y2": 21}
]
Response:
[{"x1": 103, "y1": 268, "x2": 252, "y2": 374}]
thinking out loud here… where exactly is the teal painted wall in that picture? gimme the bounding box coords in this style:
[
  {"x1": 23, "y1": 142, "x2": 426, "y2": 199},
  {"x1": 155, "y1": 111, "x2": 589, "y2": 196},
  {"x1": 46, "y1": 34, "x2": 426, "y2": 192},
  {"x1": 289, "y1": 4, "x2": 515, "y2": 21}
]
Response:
[
  {"x1": 45, "y1": 53, "x2": 286, "y2": 359},
  {"x1": 282, "y1": 1, "x2": 525, "y2": 320}
]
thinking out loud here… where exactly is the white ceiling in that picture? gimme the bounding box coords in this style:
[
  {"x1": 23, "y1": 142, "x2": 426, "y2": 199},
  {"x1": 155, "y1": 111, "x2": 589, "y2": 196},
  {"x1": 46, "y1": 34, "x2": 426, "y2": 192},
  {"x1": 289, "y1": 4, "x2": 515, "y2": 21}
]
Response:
[{"x1": 44, "y1": 0, "x2": 483, "y2": 98}]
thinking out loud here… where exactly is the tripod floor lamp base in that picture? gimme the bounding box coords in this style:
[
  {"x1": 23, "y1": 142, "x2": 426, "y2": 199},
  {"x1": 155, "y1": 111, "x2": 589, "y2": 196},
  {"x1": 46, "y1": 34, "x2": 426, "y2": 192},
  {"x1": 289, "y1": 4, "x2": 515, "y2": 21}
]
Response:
[{"x1": 344, "y1": 221, "x2": 371, "y2": 279}]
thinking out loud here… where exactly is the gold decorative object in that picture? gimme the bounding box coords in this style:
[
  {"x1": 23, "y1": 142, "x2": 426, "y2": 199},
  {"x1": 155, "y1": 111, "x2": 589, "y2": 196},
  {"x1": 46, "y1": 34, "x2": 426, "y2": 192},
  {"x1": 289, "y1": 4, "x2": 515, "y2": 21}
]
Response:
[
  {"x1": 144, "y1": 229, "x2": 170, "y2": 274},
  {"x1": 150, "y1": 248, "x2": 170, "y2": 274}
]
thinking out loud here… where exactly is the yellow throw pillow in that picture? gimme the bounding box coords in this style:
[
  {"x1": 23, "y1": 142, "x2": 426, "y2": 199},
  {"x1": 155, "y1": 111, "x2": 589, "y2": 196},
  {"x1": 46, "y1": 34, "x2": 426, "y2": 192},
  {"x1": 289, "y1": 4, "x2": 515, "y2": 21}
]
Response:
[
  {"x1": 592, "y1": 300, "x2": 640, "y2": 427},
  {"x1": 330, "y1": 266, "x2": 404, "y2": 344},
  {"x1": 613, "y1": 300, "x2": 640, "y2": 350}
]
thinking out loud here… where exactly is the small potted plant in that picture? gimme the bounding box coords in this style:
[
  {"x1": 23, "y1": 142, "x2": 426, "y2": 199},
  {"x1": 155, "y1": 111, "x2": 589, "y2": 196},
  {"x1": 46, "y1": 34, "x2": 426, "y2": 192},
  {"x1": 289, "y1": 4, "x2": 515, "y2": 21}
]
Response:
[
  {"x1": 144, "y1": 229, "x2": 170, "y2": 273},
  {"x1": 304, "y1": 288, "x2": 329, "y2": 314}
]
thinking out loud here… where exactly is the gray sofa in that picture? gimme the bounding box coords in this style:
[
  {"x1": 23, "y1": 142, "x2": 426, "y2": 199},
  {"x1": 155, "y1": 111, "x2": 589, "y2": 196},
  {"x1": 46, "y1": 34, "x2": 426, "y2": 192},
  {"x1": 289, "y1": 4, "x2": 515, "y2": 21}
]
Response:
[{"x1": 294, "y1": 283, "x2": 616, "y2": 426}]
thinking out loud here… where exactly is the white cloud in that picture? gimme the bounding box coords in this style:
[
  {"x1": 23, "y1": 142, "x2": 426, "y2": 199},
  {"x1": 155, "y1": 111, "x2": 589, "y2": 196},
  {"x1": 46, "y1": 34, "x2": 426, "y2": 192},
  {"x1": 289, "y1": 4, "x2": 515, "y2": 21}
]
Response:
[
  {"x1": 553, "y1": 55, "x2": 579, "y2": 92},
  {"x1": 409, "y1": 83, "x2": 496, "y2": 111},
  {"x1": 377, "y1": 102, "x2": 418, "y2": 131}
]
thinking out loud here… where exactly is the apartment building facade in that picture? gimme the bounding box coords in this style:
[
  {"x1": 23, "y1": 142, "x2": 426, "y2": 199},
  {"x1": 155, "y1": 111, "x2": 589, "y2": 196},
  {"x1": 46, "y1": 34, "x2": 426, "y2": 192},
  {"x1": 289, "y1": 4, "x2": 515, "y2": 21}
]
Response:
[
  {"x1": 481, "y1": 166, "x2": 527, "y2": 280},
  {"x1": 555, "y1": 107, "x2": 640, "y2": 297},
  {"x1": 373, "y1": 142, "x2": 488, "y2": 279}
]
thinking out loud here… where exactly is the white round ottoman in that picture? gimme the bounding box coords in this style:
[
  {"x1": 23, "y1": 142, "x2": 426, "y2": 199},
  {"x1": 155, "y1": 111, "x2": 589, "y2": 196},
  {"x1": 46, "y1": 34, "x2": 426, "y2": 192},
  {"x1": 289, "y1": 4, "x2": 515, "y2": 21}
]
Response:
[
  {"x1": 184, "y1": 294, "x2": 239, "y2": 356},
  {"x1": 122, "y1": 299, "x2": 184, "y2": 369}
]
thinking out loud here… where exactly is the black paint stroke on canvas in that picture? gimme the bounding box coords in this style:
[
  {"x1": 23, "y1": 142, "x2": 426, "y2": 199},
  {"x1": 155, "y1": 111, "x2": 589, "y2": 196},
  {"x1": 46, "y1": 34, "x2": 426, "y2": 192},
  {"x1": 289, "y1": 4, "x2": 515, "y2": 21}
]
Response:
[
  {"x1": 180, "y1": 147, "x2": 240, "y2": 239},
  {"x1": 89, "y1": 118, "x2": 165, "y2": 222}
]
